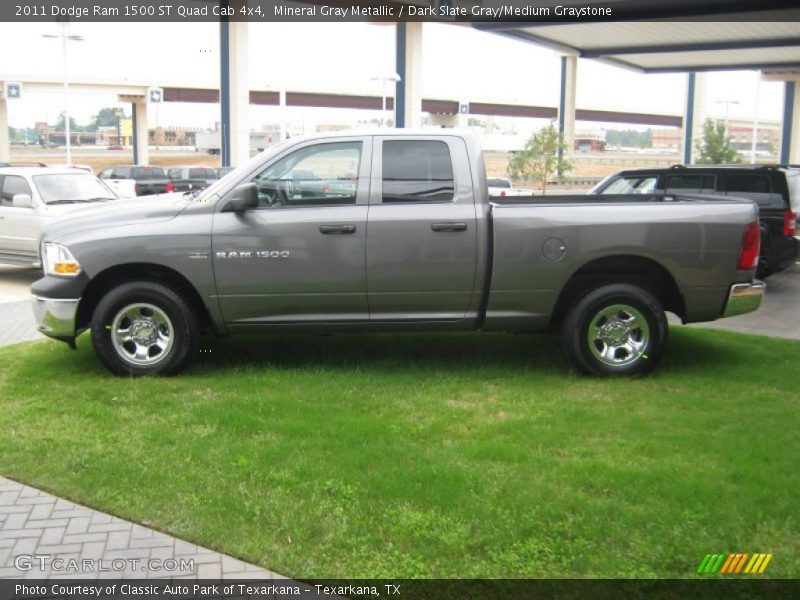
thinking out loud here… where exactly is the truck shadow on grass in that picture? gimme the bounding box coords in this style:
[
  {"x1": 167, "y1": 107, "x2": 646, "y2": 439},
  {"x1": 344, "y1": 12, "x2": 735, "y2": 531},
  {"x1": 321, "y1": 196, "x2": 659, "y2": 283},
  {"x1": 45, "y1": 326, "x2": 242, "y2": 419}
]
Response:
[
  {"x1": 43, "y1": 327, "x2": 746, "y2": 378},
  {"x1": 173, "y1": 328, "x2": 738, "y2": 377}
]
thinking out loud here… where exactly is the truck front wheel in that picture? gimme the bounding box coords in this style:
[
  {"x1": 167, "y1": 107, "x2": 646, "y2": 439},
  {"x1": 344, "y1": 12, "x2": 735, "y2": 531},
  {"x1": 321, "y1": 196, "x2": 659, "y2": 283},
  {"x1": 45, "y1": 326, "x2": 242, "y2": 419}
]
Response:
[
  {"x1": 91, "y1": 281, "x2": 199, "y2": 376},
  {"x1": 561, "y1": 283, "x2": 667, "y2": 376}
]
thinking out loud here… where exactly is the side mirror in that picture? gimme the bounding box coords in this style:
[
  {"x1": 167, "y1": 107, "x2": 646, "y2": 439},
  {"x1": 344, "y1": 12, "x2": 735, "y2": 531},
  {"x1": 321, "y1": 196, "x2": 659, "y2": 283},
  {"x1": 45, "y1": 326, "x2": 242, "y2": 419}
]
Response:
[
  {"x1": 12, "y1": 193, "x2": 33, "y2": 209},
  {"x1": 222, "y1": 183, "x2": 259, "y2": 212}
]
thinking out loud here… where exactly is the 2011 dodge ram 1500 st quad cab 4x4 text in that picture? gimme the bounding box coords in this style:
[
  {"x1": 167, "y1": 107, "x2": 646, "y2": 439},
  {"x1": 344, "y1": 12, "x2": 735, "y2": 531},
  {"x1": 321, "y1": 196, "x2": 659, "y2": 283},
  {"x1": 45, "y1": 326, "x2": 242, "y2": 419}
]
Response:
[{"x1": 31, "y1": 131, "x2": 765, "y2": 376}]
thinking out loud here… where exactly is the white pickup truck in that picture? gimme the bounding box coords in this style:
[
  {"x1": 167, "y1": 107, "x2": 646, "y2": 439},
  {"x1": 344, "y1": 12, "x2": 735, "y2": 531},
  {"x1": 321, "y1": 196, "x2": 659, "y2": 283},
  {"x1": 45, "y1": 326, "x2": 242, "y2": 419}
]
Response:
[
  {"x1": 487, "y1": 177, "x2": 533, "y2": 197},
  {"x1": 0, "y1": 166, "x2": 117, "y2": 267}
]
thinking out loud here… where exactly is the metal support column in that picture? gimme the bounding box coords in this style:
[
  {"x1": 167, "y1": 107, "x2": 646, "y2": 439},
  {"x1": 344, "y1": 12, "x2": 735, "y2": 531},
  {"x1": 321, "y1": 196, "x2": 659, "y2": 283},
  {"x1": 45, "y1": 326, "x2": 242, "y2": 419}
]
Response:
[
  {"x1": 781, "y1": 81, "x2": 795, "y2": 165},
  {"x1": 683, "y1": 72, "x2": 696, "y2": 165},
  {"x1": 395, "y1": 23, "x2": 406, "y2": 129},
  {"x1": 558, "y1": 56, "x2": 567, "y2": 166},
  {"x1": 219, "y1": 11, "x2": 232, "y2": 167},
  {"x1": 131, "y1": 102, "x2": 138, "y2": 165}
]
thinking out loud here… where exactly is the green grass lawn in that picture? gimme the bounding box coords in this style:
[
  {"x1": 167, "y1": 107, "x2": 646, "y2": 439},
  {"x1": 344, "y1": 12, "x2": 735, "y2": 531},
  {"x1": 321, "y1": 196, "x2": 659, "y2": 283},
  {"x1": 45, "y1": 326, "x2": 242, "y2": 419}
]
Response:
[{"x1": 0, "y1": 328, "x2": 798, "y2": 578}]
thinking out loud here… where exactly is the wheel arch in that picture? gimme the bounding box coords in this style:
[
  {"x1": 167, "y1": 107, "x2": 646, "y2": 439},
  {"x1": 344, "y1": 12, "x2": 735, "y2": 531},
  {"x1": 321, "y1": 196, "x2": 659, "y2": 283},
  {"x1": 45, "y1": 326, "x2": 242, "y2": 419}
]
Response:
[
  {"x1": 548, "y1": 254, "x2": 685, "y2": 330},
  {"x1": 76, "y1": 263, "x2": 213, "y2": 332}
]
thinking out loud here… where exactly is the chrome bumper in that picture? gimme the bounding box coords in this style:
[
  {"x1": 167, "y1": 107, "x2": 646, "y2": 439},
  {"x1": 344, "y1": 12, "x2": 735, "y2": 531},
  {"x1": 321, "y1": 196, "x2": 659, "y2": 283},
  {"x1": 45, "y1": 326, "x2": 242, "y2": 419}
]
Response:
[
  {"x1": 721, "y1": 281, "x2": 766, "y2": 318},
  {"x1": 32, "y1": 295, "x2": 80, "y2": 339}
]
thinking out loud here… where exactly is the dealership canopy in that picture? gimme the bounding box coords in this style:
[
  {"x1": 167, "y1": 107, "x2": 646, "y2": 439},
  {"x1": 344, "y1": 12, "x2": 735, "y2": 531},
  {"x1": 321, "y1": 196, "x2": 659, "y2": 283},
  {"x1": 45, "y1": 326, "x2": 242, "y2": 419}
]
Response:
[{"x1": 474, "y1": 1, "x2": 800, "y2": 74}]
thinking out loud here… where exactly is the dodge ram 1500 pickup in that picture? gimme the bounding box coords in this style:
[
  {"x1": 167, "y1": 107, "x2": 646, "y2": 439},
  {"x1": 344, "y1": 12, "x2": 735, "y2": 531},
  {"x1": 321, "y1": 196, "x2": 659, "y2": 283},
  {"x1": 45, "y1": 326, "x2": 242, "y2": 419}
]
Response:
[{"x1": 31, "y1": 131, "x2": 765, "y2": 376}]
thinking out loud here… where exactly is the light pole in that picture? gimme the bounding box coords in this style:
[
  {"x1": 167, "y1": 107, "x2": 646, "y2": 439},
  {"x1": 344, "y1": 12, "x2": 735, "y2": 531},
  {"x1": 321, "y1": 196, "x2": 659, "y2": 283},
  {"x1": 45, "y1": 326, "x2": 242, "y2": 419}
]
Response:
[
  {"x1": 42, "y1": 24, "x2": 84, "y2": 165},
  {"x1": 715, "y1": 99, "x2": 740, "y2": 130},
  {"x1": 371, "y1": 73, "x2": 401, "y2": 128},
  {"x1": 750, "y1": 77, "x2": 761, "y2": 163}
]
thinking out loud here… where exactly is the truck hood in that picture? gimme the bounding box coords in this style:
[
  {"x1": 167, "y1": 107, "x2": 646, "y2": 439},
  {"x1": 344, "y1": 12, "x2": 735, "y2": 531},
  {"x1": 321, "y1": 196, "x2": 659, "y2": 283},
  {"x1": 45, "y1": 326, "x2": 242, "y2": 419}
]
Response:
[
  {"x1": 44, "y1": 201, "x2": 114, "y2": 218},
  {"x1": 43, "y1": 193, "x2": 190, "y2": 242}
]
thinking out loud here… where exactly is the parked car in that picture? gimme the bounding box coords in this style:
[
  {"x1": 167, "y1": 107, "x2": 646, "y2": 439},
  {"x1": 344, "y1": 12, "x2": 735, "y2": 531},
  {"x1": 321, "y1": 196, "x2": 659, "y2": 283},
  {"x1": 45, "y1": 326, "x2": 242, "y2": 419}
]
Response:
[
  {"x1": 487, "y1": 177, "x2": 533, "y2": 197},
  {"x1": 32, "y1": 131, "x2": 764, "y2": 377},
  {"x1": 0, "y1": 166, "x2": 117, "y2": 267},
  {"x1": 166, "y1": 166, "x2": 218, "y2": 188},
  {"x1": 592, "y1": 165, "x2": 799, "y2": 278},
  {"x1": 97, "y1": 165, "x2": 206, "y2": 198}
]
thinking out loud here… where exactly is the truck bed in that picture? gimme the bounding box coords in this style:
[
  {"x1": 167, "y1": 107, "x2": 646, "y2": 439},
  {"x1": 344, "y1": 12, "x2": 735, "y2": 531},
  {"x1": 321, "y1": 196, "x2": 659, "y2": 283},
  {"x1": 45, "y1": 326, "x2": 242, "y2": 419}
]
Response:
[{"x1": 483, "y1": 194, "x2": 759, "y2": 330}]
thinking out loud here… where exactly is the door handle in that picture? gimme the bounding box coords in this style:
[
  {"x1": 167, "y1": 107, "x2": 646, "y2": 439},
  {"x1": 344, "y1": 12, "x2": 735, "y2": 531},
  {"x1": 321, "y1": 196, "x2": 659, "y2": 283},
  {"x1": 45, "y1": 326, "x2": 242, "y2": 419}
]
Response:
[
  {"x1": 431, "y1": 222, "x2": 468, "y2": 232},
  {"x1": 319, "y1": 224, "x2": 356, "y2": 234}
]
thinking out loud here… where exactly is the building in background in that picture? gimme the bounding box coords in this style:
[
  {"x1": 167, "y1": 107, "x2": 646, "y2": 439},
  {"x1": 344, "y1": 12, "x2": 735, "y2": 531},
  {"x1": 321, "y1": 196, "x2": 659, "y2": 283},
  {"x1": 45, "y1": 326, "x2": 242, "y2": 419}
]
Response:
[{"x1": 149, "y1": 126, "x2": 201, "y2": 147}]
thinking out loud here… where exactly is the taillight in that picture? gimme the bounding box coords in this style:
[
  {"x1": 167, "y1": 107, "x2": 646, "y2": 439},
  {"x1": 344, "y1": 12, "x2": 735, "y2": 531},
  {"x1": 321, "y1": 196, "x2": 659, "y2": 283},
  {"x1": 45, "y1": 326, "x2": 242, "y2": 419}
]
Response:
[
  {"x1": 165, "y1": 181, "x2": 175, "y2": 193},
  {"x1": 737, "y1": 222, "x2": 761, "y2": 270},
  {"x1": 134, "y1": 183, "x2": 141, "y2": 196},
  {"x1": 500, "y1": 190, "x2": 506, "y2": 197},
  {"x1": 783, "y1": 210, "x2": 797, "y2": 237}
]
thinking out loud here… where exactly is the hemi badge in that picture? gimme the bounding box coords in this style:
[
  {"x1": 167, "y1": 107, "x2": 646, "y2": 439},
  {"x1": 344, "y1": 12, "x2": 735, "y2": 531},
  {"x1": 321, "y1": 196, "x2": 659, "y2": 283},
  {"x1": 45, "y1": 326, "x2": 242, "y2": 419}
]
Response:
[{"x1": 188, "y1": 252, "x2": 208, "y2": 260}]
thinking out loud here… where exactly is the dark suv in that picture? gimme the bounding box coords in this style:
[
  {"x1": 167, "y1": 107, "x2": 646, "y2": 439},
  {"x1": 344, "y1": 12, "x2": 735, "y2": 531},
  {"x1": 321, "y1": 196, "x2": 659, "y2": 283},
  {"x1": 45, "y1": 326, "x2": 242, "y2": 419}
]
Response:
[{"x1": 592, "y1": 165, "x2": 799, "y2": 277}]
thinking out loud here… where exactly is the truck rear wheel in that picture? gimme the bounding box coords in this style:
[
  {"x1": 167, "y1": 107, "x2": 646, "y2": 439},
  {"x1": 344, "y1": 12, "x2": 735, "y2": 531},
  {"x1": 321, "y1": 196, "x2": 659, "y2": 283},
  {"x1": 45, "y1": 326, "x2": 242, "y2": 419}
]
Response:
[
  {"x1": 561, "y1": 283, "x2": 667, "y2": 376},
  {"x1": 91, "y1": 281, "x2": 199, "y2": 376}
]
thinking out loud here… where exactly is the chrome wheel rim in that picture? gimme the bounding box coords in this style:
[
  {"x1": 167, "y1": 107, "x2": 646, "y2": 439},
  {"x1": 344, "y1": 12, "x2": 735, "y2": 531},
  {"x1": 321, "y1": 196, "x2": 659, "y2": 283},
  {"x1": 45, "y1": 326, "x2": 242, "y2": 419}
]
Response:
[
  {"x1": 587, "y1": 304, "x2": 650, "y2": 367},
  {"x1": 110, "y1": 303, "x2": 174, "y2": 367}
]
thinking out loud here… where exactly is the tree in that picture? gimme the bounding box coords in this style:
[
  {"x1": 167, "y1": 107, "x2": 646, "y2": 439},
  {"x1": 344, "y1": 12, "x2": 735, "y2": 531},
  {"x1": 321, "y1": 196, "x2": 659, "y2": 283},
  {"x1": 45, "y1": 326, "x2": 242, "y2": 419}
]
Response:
[
  {"x1": 605, "y1": 128, "x2": 651, "y2": 149},
  {"x1": 695, "y1": 119, "x2": 742, "y2": 164},
  {"x1": 87, "y1": 107, "x2": 127, "y2": 132},
  {"x1": 507, "y1": 122, "x2": 572, "y2": 194},
  {"x1": 53, "y1": 113, "x2": 82, "y2": 133}
]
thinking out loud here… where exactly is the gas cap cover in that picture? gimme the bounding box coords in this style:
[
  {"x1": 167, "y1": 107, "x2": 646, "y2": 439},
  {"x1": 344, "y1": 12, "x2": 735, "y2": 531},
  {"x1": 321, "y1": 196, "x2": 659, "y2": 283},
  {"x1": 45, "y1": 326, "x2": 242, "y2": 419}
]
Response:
[{"x1": 542, "y1": 237, "x2": 567, "y2": 261}]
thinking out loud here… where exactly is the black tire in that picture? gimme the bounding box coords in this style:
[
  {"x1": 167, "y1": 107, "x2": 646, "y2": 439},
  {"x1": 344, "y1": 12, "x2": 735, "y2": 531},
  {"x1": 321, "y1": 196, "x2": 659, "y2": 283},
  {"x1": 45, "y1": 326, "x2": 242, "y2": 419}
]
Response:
[
  {"x1": 91, "y1": 281, "x2": 199, "y2": 376},
  {"x1": 561, "y1": 283, "x2": 668, "y2": 377}
]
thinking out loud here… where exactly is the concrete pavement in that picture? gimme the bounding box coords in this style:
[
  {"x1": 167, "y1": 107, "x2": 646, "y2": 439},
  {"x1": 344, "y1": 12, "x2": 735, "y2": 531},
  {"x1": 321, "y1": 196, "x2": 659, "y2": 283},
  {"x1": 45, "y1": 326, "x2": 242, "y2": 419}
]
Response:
[
  {"x1": 683, "y1": 262, "x2": 800, "y2": 340},
  {"x1": 0, "y1": 476, "x2": 277, "y2": 580},
  {"x1": 0, "y1": 266, "x2": 39, "y2": 303}
]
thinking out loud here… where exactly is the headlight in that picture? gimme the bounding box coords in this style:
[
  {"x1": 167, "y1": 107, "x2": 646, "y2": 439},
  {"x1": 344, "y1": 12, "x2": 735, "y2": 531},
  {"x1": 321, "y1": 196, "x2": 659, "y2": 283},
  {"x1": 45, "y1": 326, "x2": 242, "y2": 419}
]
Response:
[{"x1": 43, "y1": 243, "x2": 82, "y2": 277}]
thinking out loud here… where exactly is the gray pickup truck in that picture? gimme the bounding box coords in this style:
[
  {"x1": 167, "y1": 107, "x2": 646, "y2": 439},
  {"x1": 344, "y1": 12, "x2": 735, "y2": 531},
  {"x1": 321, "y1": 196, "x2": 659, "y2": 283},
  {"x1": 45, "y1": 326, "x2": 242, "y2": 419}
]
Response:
[{"x1": 31, "y1": 131, "x2": 765, "y2": 377}]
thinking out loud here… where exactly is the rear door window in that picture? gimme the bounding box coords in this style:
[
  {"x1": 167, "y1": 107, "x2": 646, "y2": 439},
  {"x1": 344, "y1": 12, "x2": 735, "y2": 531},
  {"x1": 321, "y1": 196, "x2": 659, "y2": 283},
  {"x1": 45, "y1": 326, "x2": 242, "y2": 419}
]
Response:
[
  {"x1": 664, "y1": 174, "x2": 716, "y2": 194},
  {"x1": 189, "y1": 168, "x2": 206, "y2": 179},
  {"x1": 724, "y1": 173, "x2": 781, "y2": 208},
  {"x1": 382, "y1": 140, "x2": 455, "y2": 203}
]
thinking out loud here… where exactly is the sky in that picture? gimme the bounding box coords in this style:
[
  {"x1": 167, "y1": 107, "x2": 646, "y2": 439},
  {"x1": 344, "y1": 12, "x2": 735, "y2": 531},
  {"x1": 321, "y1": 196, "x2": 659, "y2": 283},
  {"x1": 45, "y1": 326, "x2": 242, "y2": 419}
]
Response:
[{"x1": 0, "y1": 21, "x2": 787, "y2": 133}]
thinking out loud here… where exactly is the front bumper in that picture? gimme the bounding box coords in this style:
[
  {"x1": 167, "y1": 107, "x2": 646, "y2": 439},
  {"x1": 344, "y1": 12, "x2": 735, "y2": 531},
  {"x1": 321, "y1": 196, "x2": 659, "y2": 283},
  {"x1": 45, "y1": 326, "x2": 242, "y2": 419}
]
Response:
[
  {"x1": 32, "y1": 295, "x2": 81, "y2": 341},
  {"x1": 721, "y1": 281, "x2": 766, "y2": 318}
]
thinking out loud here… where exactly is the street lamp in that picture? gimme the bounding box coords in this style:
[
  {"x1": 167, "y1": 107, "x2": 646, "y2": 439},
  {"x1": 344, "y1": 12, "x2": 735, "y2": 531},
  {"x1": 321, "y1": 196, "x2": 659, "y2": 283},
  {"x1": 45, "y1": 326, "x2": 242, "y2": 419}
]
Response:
[
  {"x1": 371, "y1": 73, "x2": 401, "y2": 128},
  {"x1": 715, "y1": 99, "x2": 740, "y2": 130},
  {"x1": 42, "y1": 24, "x2": 84, "y2": 165}
]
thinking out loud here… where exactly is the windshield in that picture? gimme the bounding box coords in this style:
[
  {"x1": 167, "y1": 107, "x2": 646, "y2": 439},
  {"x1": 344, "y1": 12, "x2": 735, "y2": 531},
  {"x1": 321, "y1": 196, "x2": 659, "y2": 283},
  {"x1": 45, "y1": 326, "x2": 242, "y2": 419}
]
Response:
[
  {"x1": 596, "y1": 175, "x2": 658, "y2": 195},
  {"x1": 33, "y1": 173, "x2": 117, "y2": 203}
]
